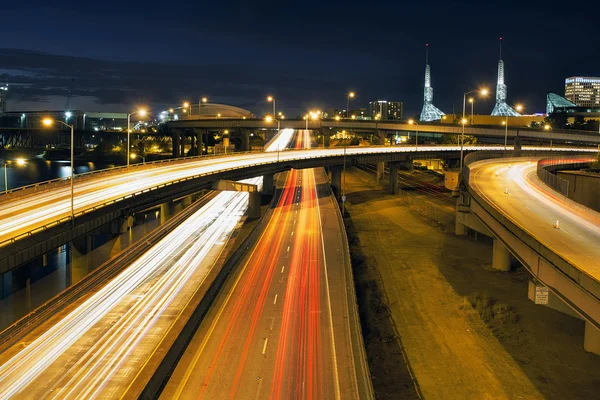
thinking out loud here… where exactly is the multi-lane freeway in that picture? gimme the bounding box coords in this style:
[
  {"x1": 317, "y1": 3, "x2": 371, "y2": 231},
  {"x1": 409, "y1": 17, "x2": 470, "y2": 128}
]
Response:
[
  {"x1": 470, "y1": 158, "x2": 600, "y2": 280},
  {"x1": 160, "y1": 167, "x2": 369, "y2": 399},
  {"x1": 0, "y1": 145, "x2": 593, "y2": 245},
  {"x1": 0, "y1": 176, "x2": 262, "y2": 398}
]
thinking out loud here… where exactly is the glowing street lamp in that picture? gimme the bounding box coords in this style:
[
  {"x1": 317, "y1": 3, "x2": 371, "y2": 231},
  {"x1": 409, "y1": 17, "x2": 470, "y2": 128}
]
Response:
[
  {"x1": 130, "y1": 153, "x2": 146, "y2": 164},
  {"x1": 461, "y1": 88, "x2": 489, "y2": 168},
  {"x1": 265, "y1": 115, "x2": 281, "y2": 162},
  {"x1": 3, "y1": 158, "x2": 26, "y2": 194},
  {"x1": 127, "y1": 109, "x2": 147, "y2": 167},
  {"x1": 468, "y1": 98, "x2": 474, "y2": 125},
  {"x1": 347, "y1": 91, "x2": 355, "y2": 118},
  {"x1": 544, "y1": 124, "x2": 551, "y2": 131},
  {"x1": 267, "y1": 96, "x2": 276, "y2": 117},
  {"x1": 199, "y1": 97, "x2": 208, "y2": 116},
  {"x1": 335, "y1": 115, "x2": 341, "y2": 121},
  {"x1": 42, "y1": 118, "x2": 76, "y2": 226},
  {"x1": 408, "y1": 119, "x2": 419, "y2": 150}
]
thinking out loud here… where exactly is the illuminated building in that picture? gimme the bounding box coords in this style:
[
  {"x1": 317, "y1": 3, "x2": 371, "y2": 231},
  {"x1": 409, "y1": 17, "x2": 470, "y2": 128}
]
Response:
[
  {"x1": 420, "y1": 44, "x2": 445, "y2": 122},
  {"x1": 491, "y1": 38, "x2": 520, "y2": 117},
  {"x1": 565, "y1": 77, "x2": 600, "y2": 107}
]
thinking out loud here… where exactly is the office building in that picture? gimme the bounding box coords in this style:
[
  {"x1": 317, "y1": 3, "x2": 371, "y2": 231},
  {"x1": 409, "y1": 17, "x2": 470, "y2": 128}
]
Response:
[
  {"x1": 565, "y1": 77, "x2": 600, "y2": 107},
  {"x1": 369, "y1": 100, "x2": 403, "y2": 120}
]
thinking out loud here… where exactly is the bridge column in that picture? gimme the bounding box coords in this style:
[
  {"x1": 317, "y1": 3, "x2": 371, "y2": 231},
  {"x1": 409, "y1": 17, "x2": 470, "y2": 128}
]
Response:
[
  {"x1": 513, "y1": 136, "x2": 522, "y2": 157},
  {"x1": 241, "y1": 129, "x2": 250, "y2": 151},
  {"x1": 388, "y1": 162, "x2": 399, "y2": 194},
  {"x1": 584, "y1": 323, "x2": 600, "y2": 355},
  {"x1": 180, "y1": 132, "x2": 186, "y2": 157},
  {"x1": 376, "y1": 130, "x2": 386, "y2": 185},
  {"x1": 172, "y1": 130, "x2": 181, "y2": 158},
  {"x1": 248, "y1": 192, "x2": 261, "y2": 219},
  {"x1": 190, "y1": 134, "x2": 196, "y2": 155},
  {"x1": 160, "y1": 201, "x2": 174, "y2": 225},
  {"x1": 330, "y1": 166, "x2": 342, "y2": 201},
  {"x1": 193, "y1": 128, "x2": 205, "y2": 156},
  {"x1": 262, "y1": 173, "x2": 274, "y2": 195},
  {"x1": 321, "y1": 127, "x2": 331, "y2": 148},
  {"x1": 492, "y1": 238, "x2": 511, "y2": 271}
]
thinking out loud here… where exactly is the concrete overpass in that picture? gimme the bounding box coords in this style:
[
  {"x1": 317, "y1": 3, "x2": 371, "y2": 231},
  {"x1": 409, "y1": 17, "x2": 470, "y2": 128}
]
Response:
[
  {"x1": 166, "y1": 118, "x2": 600, "y2": 157},
  {"x1": 456, "y1": 152, "x2": 600, "y2": 354},
  {"x1": 0, "y1": 145, "x2": 594, "y2": 273}
]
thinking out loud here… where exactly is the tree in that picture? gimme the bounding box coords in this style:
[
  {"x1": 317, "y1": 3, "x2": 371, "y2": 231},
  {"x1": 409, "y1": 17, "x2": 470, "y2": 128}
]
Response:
[
  {"x1": 572, "y1": 116, "x2": 587, "y2": 130},
  {"x1": 442, "y1": 134, "x2": 477, "y2": 145},
  {"x1": 545, "y1": 111, "x2": 568, "y2": 129}
]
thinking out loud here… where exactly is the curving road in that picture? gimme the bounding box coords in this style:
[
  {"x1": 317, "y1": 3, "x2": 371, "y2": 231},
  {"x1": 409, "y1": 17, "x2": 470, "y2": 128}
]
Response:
[
  {"x1": 0, "y1": 145, "x2": 591, "y2": 244},
  {"x1": 469, "y1": 158, "x2": 600, "y2": 281}
]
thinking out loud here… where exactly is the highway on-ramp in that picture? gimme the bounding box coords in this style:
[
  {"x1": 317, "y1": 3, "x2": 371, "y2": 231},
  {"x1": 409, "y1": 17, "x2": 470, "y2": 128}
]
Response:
[{"x1": 469, "y1": 158, "x2": 600, "y2": 281}]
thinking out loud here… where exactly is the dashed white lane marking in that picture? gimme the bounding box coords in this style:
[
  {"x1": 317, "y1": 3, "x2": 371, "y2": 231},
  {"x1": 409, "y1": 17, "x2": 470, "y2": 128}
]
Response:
[
  {"x1": 273, "y1": 294, "x2": 278, "y2": 305},
  {"x1": 281, "y1": 266, "x2": 285, "y2": 273},
  {"x1": 262, "y1": 338, "x2": 269, "y2": 355}
]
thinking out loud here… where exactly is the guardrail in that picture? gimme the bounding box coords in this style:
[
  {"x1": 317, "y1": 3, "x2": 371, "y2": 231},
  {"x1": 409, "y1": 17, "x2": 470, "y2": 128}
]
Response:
[
  {"x1": 0, "y1": 150, "x2": 264, "y2": 202},
  {"x1": 536, "y1": 155, "x2": 596, "y2": 197}
]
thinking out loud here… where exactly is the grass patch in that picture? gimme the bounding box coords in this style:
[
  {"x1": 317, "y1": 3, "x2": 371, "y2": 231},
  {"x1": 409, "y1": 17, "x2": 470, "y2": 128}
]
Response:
[{"x1": 464, "y1": 293, "x2": 519, "y2": 333}]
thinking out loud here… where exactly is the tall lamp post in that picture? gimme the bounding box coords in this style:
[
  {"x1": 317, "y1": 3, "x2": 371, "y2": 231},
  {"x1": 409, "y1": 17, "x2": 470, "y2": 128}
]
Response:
[
  {"x1": 347, "y1": 91, "x2": 355, "y2": 118},
  {"x1": 42, "y1": 118, "x2": 76, "y2": 226},
  {"x1": 3, "y1": 158, "x2": 26, "y2": 194},
  {"x1": 127, "y1": 108, "x2": 147, "y2": 167},
  {"x1": 199, "y1": 97, "x2": 208, "y2": 117},
  {"x1": 503, "y1": 104, "x2": 524, "y2": 151},
  {"x1": 468, "y1": 98, "x2": 474, "y2": 124},
  {"x1": 265, "y1": 115, "x2": 281, "y2": 162},
  {"x1": 461, "y1": 88, "x2": 488, "y2": 169},
  {"x1": 267, "y1": 96, "x2": 276, "y2": 117},
  {"x1": 408, "y1": 119, "x2": 419, "y2": 150},
  {"x1": 342, "y1": 129, "x2": 347, "y2": 216}
]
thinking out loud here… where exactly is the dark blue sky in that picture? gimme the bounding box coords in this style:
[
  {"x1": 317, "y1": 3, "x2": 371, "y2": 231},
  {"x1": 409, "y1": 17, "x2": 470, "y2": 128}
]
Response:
[{"x1": 1, "y1": 1, "x2": 599, "y2": 118}]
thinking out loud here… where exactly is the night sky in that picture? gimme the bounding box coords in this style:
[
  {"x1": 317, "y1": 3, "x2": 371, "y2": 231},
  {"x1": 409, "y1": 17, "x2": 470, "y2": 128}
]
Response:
[{"x1": 1, "y1": 1, "x2": 599, "y2": 118}]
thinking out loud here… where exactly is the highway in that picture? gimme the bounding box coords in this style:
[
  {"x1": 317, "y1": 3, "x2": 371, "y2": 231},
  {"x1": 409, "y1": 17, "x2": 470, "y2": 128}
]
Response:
[
  {"x1": 470, "y1": 158, "x2": 600, "y2": 280},
  {"x1": 160, "y1": 133, "x2": 369, "y2": 399},
  {"x1": 0, "y1": 145, "x2": 592, "y2": 245},
  {"x1": 0, "y1": 176, "x2": 262, "y2": 398}
]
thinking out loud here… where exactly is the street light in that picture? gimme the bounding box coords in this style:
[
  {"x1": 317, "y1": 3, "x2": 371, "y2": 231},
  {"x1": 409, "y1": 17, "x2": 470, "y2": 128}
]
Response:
[
  {"x1": 408, "y1": 119, "x2": 419, "y2": 150},
  {"x1": 199, "y1": 97, "x2": 208, "y2": 116},
  {"x1": 267, "y1": 96, "x2": 276, "y2": 117},
  {"x1": 265, "y1": 115, "x2": 281, "y2": 162},
  {"x1": 468, "y1": 98, "x2": 474, "y2": 125},
  {"x1": 342, "y1": 129, "x2": 348, "y2": 216},
  {"x1": 347, "y1": 91, "x2": 355, "y2": 118},
  {"x1": 127, "y1": 109, "x2": 147, "y2": 167},
  {"x1": 3, "y1": 158, "x2": 26, "y2": 194},
  {"x1": 42, "y1": 118, "x2": 76, "y2": 226},
  {"x1": 461, "y1": 88, "x2": 489, "y2": 169},
  {"x1": 130, "y1": 153, "x2": 146, "y2": 164},
  {"x1": 335, "y1": 115, "x2": 341, "y2": 121}
]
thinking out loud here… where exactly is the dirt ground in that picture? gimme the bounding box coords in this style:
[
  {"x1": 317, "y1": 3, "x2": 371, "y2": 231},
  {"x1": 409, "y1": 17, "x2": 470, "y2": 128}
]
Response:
[{"x1": 344, "y1": 166, "x2": 600, "y2": 399}]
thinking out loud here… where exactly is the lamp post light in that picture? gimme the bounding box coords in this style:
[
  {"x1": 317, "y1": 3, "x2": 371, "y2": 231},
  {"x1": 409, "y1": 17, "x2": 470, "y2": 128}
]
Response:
[
  {"x1": 265, "y1": 115, "x2": 281, "y2": 162},
  {"x1": 347, "y1": 92, "x2": 355, "y2": 118},
  {"x1": 468, "y1": 98, "x2": 474, "y2": 124},
  {"x1": 502, "y1": 118, "x2": 508, "y2": 151},
  {"x1": 127, "y1": 109, "x2": 147, "y2": 167},
  {"x1": 199, "y1": 97, "x2": 208, "y2": 117},
  {"x1": 408, "y1": 119, "x2": 419, "y2": 150},
  {"x1": 42, "y1": 118, "x2": 76, "y2": 227},
  {"x1": 342, "y1": 129, "x2": 348, "y2": 216},
  {"x1": 267, "y1": 96, "x2": 276, "y2": 117},
  {"x1": 130, "y1": 153, "x2": 146, "y2": 164},
  {"x1": 3, "y1": 158, "x2": 26, "y2": 194},
  {"x1": 461, "y1": 88, "x2": 489, "y2": 169}
]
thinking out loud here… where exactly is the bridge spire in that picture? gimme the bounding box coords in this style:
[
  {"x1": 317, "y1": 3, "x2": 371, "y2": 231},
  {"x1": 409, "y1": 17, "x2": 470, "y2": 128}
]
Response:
[
  {"x1": 420, "y1": 44, "x2": 445, "y2": 122},
  {"x1": 491, "y1": 37, "x2": 520, "y2": 117}
]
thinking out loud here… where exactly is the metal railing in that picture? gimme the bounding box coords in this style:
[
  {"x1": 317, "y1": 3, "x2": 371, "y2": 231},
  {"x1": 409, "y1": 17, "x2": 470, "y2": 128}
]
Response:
[{"x1": 536, "y1": 155, "x2": 596, "y2": 197}]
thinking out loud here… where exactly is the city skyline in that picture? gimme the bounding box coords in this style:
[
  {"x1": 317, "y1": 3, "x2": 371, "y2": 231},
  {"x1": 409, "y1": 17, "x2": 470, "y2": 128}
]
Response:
[{"x1": 1, "y1": 1, "x2": 598, "y2": 117}]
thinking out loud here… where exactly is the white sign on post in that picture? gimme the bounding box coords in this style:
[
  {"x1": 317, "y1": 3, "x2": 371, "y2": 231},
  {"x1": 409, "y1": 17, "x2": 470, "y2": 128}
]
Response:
[{"x1": 535, "y1": 286, "x2": 549, "y2": 305}]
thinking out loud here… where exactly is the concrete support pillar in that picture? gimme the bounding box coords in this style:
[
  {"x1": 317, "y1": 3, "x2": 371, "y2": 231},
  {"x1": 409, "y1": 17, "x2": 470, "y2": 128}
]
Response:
[
  {"x1": 584, "y1": 322, "x2": 600, "y2": 355},
  {"x1": 321, "y1": 128, "x2": 331, "y2": 148},
  {"x1": 492, "y1": 238, "x2": 511, "y2": 271},
  {"x1": 376, "y1": 162, "x2": 385, "y2": 185},
  {"x1": 181, "y1": 195, "x2": 192, "y2": 208},
  {"x1": 513, "y1": 136, "x2": 522, "y2": 157},
  {"x1": 160, "y1": 201, "x2": 174, "y2": 225},
  {"x1": 248, "y1": 192, "x2": 261, "y2": 219},
  {"x1": 262, "y1": 173, "x2": 274, "y2": 195},
  {"x1": 180, "y1": 133, "x2": 186, "y2": 157},
  {"x1": 377, "y1": 129, "x2": 386, "y2": 146},
  {"x1": 1, "y1": 270, "x2": 13, "y2": 299},
  {"x1": 190, "y1": 134, "x2": 196, "y2": 155},
  {"x1": 241, "y1": 129, "x2": 250, "y2": 151},
  {"x1": 195, "y1": 129, "x2": 204, "y2": 155},
  {"x1": 330, "y1": 166, "x2": 342, "y2": 201},
  {"x1": 388, "y1": 162, "x2": 399, "y2": 194},
  {"x1": 172, "y1": 131, "x2": 181, "y2": 158},
  {"x1": 455, "y1": 219, "x2": 467, "y2": 236}
]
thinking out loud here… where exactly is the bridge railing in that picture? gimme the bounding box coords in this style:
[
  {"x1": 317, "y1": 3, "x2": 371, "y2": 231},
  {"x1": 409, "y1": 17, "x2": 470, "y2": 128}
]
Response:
[
  {"x1": 536, "y1": 155, "x2": 596, "y2": 197},
  {"x1": 0, "y1": 149, "x2": 264, "y2": 203}
]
